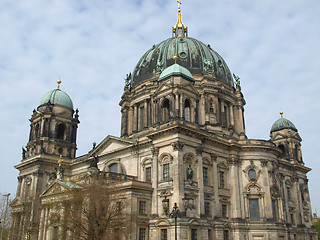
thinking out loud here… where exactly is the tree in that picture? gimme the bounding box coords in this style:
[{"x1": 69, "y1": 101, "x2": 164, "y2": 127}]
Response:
[
  {"x1": 0, "y1": 194, "x2": 11, "y2": 240},
  {"x1": 46, "y1": 173, "x2": 134, "y2": 240},
  {"x1": 314, "y1": 220, "x2": 320, "y2": 240}
]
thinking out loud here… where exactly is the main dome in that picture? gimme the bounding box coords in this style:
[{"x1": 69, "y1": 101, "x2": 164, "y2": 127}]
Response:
[{"x1": 131, "y1": 37, "x2": 234, "y2": 87}]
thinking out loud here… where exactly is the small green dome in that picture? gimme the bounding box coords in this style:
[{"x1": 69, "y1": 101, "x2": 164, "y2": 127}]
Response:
[
  {"x1": 271, "y1": 116, "x2": 297, "y2": 133},
  {"x1": 158, "y1": 63, "x2": 194, "y2": 82},
  {"x1": 39, "y1": 89, "x2": 73, "y2": 109}
]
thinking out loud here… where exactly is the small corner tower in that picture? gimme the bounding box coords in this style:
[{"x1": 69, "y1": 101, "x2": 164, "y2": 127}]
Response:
[
  {"x1": 25, "y1": 79, "x2": 79, "y2": 160},
  {"x1": 270, "y1": 112, "x2": 303, "y2": 163}
]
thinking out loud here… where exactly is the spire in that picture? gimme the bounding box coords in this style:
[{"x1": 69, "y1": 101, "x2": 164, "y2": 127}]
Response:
[{"x1": 173, "y1": 0, "x2": 187, "y2": 38}]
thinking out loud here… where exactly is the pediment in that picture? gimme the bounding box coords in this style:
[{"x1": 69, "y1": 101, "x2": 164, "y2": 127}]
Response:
[
  {"x1": 89, "y1": 135, "x2": 134, "y2": 157},
  {"x1": 10, "y1": 196, "x2": 25, "y2": 208},
  {"x1": 41, "y1": 180, "x2": 82, "y2": 197},
  {"x1": 154, "y1": 81, "x2": 199, "y2": 97},
  {"x1": 272, "y1": 131, "x2": 301, "y2": 142}
]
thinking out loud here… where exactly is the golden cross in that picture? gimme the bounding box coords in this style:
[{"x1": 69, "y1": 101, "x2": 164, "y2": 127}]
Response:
[
  {"x1": 58, "y1": 155, "x2": 63, "y2": 167},
  {"x1": 177, "y1": 0, "x2": 182, "y2": 12}
]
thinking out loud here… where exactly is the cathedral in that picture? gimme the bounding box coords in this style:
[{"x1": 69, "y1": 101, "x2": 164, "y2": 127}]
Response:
[{"x1": 10, "y1": 3, "x2": 316, "y2": 240}]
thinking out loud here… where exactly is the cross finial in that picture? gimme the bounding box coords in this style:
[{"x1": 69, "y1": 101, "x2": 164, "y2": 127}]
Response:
[
  {"x1": 58, "y1": 155, "x2": 63, "y2": 167},
  {"x1": 177, "y1": 0, "x2": 182, "y2": 12}
]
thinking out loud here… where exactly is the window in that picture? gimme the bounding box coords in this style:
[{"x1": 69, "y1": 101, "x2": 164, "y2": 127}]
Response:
[
  {"x1": 139, "y1": 228, "x2": 146, "y2": 240},
  {"x1": 184, "y1": 99, "x2": 190, "y2": 121},
  {"x1": 191, "y1": 229, "x2": 197, "y2": 240},
  {"x1": 291, "y1": 213, "x2": 295, "y2": 225},
  {"x1": 219, "y1": 171, "x2": 225, "y2": 188},
  {"x1": 35, "y1": 123, "x2": 40, "y2": 139},
  {"x1": 272, "y1": 200, "x2": 277, "y2": 221},
  {"x1": 203, "y1": 167, "x2": 208, "y2": 185},
  {"x1": 278, "y1": 145, "x2": 286, "y2": 159},
  {"x1": 248, "y1": 169, "x2": 256, "y2": 181},
  {"x1": 223, "y1": 106, "x2": 228, "y2": 128},
  {"x1": 209, "y1": 101, "x2": 214, "y2": 113},
  {"x1": 139, "y1": 201, "x2": 146, "y2": 214},
  {"x1": 205, "y1": 202, "x2": 210, "y2": 216},
  {"x1": 161, "y1": 229, "x2": 168, "y2": 240},
  {"x1": 222, "y1": 204, "x2": 227, "y2": 218},
  {"x1": 140, "y1": 106, "x2": 145, "y2": 130},
  {"x1": 249, "y1": 199, "x2": 260, "y2": 221},
  {"x1": 52, "y1": 226, "x2": 59, "y2": 240},
  {"x1": 108, "y1": 163, "x2": 124, "y2": 177},
  {"x1": 208, "y1": 229, "x2": 212, "y2": 240},
  {"x1": 223, "y1": 230, "x2": 229, "y2": 240},
  {"x1": 57, "y1": 124, "x2": 65, "y2": 140},
  {"x1": 162, "y1": 99, "x2": 170, "y2": 122},
  {"x1": 146, "y1": 167, "x2": 151, "y2": 182},
  {"x1": 287, "y1": 186, "x2": 292, "y2": 201},
  {"x1": 163, "y1": 163, "x2": 170, "y2": 181}
]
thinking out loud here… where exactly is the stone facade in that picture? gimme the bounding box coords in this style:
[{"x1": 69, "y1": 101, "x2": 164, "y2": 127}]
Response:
[{"x1": 10, "y1": 11, "x2": 316, "y2": 240}]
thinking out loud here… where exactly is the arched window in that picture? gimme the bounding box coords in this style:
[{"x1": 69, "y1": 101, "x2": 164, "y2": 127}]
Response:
[
  {"x1": 278, "y1": 145, "x2": 286, "y2": 159},
  {"x1": 209, "y1": 99, "x2": 214, "y2": 113},
  {"x1": 109, "y1": 163, "x2": 124, "y2": 174},
  {"x1": 184, "y1": 99, "x2": 190, "y2": 121},
  {"x1": 35, "y1": 123, "x2": 40, "y2": 139},
  {"x1": 162, "y1": 99, "x2": 170, "y2": 122},
  {"x1": 294, "y1": 145, "x2": 299, "y2": 161},
  {"x1": 57, "y1": 124, "x2": 65, "y2": 140}
]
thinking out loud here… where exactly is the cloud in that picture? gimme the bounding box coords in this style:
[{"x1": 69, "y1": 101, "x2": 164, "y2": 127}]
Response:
[{"x1": 1, "y1": 0, "x2": 320, "y2": 212}]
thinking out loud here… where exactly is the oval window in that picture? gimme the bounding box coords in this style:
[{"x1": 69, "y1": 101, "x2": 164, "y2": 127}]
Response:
[{"x1": 248, "y1": 169, "x2": 257, "y2": 181}]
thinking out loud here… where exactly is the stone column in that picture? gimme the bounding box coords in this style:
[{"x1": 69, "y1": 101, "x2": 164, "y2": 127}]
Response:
[
  {"x1": 260, "y1": 159, "x2": 273, "y2": 219},
  {"x1": 200, "y1": 94, "x2": 206, "y2": 125},
  {"x1": 133, "y1": 104, "x2": 138, "y2": 132},
  {"x1": 121, "y1": 107, "x2": 128, "y2": 137},
  {"x1": 228, "y1": 156, "x2": 242, "y2": 218},
  {"x1": 144, "y1": 100, "x2": 148, "y2": 128},
  {"x1": 175, "y1": 93, "x2": 179, "y2": 118},
  {"x1": 151, "y1": 147, "x2": 159, "y2": 216},
  {"x1": 196, "y1": 147, "x2": 204, "y2": 216},
  {"x1": 180, "y1": 94, "x2": 184, "y2": 118},
  {"x1": 128, "y1": 106, "x2": 133, "y2": 135},
  {"x1": 190, "y1": 99, "x2": 195, "y2": 122},
  {"x1": 171, "y1": 141, "x2": 184, "y2": 205},
  {"x1": 230, "y1": 104, "x2": 234, "y2": 126}
]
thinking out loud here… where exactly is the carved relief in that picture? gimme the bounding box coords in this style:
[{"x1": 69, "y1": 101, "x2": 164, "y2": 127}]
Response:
[
  {"x1": 196, "y1": 146, "x2": 203, "y2": 156},
  {"x1": 227, "y1": 155, "x2": 241, "y2": 166},
  {"x1": 171, "y1": 141, "x2": 184, "y2": 151}
]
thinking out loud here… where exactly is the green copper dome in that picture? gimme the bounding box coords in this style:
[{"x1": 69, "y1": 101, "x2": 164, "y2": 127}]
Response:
[
  {"x1": 271, "y1": 116, "x2": 297, "y2": 133},
  {"x1": 158, "y1": 63, "x2": 194, "y2": 82},
  {"x1": 131, "y1": 37, "x2": 234, "y2": 87},
  {"x1": 39, "y1": 89, "x2": 73, "y2": 110}
]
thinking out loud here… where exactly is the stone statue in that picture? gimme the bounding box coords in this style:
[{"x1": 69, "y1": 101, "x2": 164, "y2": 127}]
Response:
[
  {"x1": 50, "y1": 168, "x2": 57, "y2": 180},
  {"x1": 22, "y1": 147, "x2": 26, "y2": 159},
  {"x1": 89, "y1": 155, "x2": 99, "y2": 169},
  {"x1": 124, "y1": 73, "x2": 131, "y2": 90},
  {"x1": 187, "y1": 164, "x2": 193, "y2": 180},
  {"x1": 233, "y1": 73, "x2": 240, "y2": 88}
]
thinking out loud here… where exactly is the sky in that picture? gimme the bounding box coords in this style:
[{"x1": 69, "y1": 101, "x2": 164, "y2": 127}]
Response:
[{"x1": 1, "y1": 0, "x2": 319, "y2": 214}]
